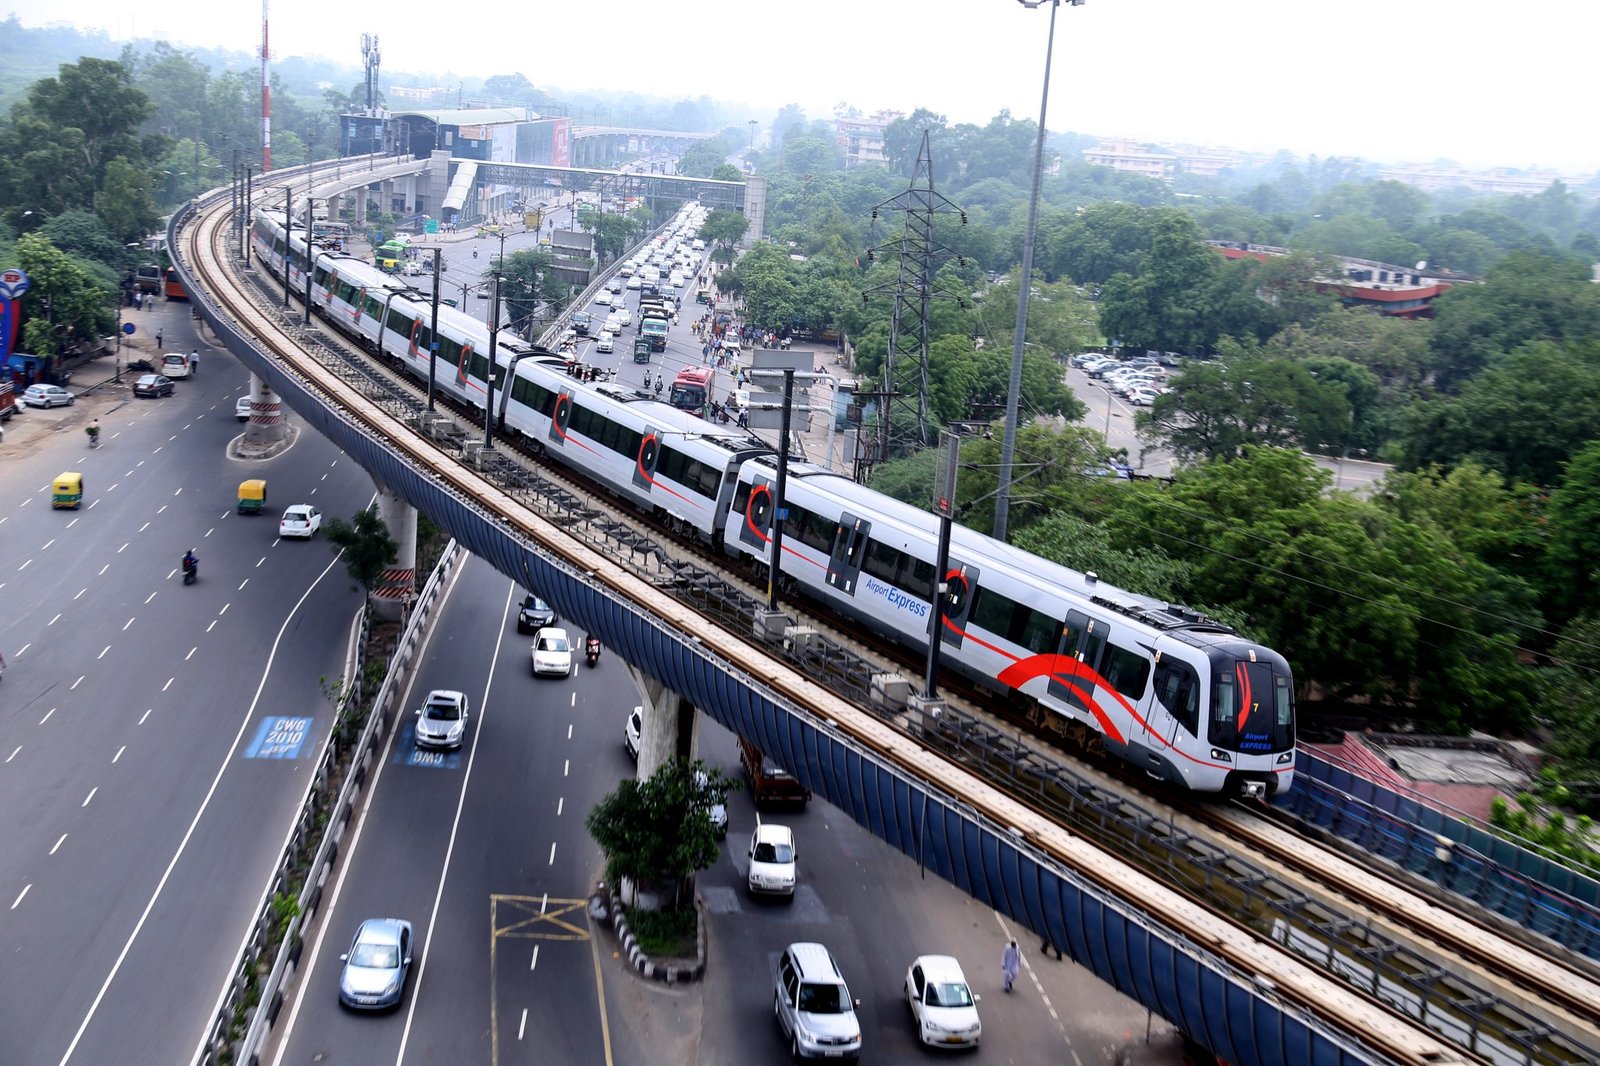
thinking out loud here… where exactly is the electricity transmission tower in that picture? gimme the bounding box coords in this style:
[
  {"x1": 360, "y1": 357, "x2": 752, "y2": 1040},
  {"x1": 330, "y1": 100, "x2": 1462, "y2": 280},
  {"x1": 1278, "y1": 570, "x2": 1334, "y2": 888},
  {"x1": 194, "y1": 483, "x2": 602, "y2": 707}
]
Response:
[{"x1": 864, "y1": 130, "x2": 967, "y2": 463}]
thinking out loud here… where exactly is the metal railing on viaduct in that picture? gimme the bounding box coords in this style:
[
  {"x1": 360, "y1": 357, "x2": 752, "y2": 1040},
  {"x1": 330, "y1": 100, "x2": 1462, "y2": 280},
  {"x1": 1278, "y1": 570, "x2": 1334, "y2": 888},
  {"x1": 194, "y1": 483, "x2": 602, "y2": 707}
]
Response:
[{"x1": 170, "y1": 186, "x2": 1389, "y2": 1066}]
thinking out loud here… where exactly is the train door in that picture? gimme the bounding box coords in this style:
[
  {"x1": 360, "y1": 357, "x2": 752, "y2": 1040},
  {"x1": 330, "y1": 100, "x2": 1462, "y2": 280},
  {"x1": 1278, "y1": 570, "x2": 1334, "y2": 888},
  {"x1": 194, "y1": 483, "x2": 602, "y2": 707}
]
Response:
[
  {"x1": 931, "y1": 562, "x2": 979, "y2": 650},
  {"x1": 736, "y1": 474, "x2": 775, "y2": 551},
  {"x1": 825, "y1": 514, "x2": 869, "y2": 595},
  {"x1": 1047, "y1": 610, "x2": 1106, "y2": 710}
]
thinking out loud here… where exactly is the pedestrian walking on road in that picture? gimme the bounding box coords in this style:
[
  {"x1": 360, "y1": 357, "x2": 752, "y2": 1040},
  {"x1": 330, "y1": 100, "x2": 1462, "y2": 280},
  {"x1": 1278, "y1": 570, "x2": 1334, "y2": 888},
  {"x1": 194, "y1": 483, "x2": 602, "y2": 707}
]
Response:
[
  {"x1": 1002, "y1": 940, "x2": 1021, "y2": 993},
  {"x1": 155, "y1": 328, "x2": 163, "y2": 349},
  {"x1": 1039, "y1": 936, "x2": 1063, "y2": 960},
  {"x1": 133, "y1": 291, "x2": 143, "y2": 311},
  {"x1": 188, "y1": 350, "x2": 199, "y2": 375}
]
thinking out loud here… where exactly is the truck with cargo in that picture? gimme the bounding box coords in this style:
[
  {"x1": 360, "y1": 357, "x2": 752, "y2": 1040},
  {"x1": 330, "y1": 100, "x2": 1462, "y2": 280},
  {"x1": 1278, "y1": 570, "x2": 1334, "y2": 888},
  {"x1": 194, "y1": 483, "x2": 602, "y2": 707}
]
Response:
[{"x1": 738, "y1": 738, "x2": 811, "y2": 807}]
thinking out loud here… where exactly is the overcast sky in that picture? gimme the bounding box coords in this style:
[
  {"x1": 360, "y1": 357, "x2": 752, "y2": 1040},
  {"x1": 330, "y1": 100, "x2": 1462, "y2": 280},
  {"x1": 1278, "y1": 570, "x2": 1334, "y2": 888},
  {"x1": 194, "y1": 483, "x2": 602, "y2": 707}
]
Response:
[{"x1": 9, "y1": 0, "x2": 1597, "y2": 173}]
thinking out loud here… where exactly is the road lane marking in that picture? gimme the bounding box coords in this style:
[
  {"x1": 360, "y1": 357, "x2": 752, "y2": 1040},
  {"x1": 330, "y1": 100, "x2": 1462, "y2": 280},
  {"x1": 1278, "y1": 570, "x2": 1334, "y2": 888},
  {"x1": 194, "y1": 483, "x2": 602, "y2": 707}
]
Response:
[
  {"x1": 219, "y1": 603, "x2": 229, "y2": 615},
  {"x1": 138, "y1": 522, "x2": 149, "y2": 533},
  {"x1": 567, "y1": 723, "x2": 573, "y2": 740},
  {"x1": 548, "y1": 842, "x2": 556, "y2": 866},
  {"x1": 531, "y1": 945, "x2": 539, "y2": 971},
  {"x1": 67, "y1": 548, "x2": 350, "y2": 1066},
  {"x1": 11, "y1": 885, "x2": 30, "y2": 910},
  {"x1": 185, "y1": 647, "x2": 197, "y2": 661},
  {"x1": 257, "y1": 556, "x2": 266, "y2": 568},
  {"x1": 49, "y1": 613, "x2": 61, "y2": 626},
  {"x1": 563, "y1": 759, "x2": 569, "y2": 777},
  {"x1": 207, "y1": 620, "x2": 217, "y2": 633},
  {"x1": 41, "y1": 538, "x2": 55, "y2": 550},
  {"x1": 51, "y1": 835, "x2": 67, "y2": 855},
  {"x1": 518, "y1": 1008, "x2": 528, "y2": 1040},
  {"x1": 123, "y1": 617, "x2": 135, "y2": 630},
  {"x1": 138, "y1": 709, "x2": 152, "y2": 725},
  {"x1": 82, "y1": 788, "x2": 96, "y2": 808},
  {"x1": 556, "y1": 797, "x2": 563, "y2": 817},
  {"x1": 237, "y1": 579, "x2": 248, "y2": 591},
  {"x1": 118, "y1": 543, "x2": 129, "y2": 553},
  {"x1": 144, "y1": 592, "x2": 156, "y2": 604},
  {"x1": 113, "y1": 746, "x2": 125, "y2": 763},
  {"x1": 162, "y1": 678, "x2": 174, "y2": 691},
  {"x1": 17, "y1": 559, "x2": 31, "y2": 572},
  {"x1": 98, "y1": 646, "x2": 111, "y2": 660},
  {"x1": 70, "y1": 676, "x2": 84, "y2": 689},
  {"x1": 6, "y1": 747, "x2": 19, "y2": 763},
  {"x1": 66, "y1": 517, "x2": 77, "y2": 528}
]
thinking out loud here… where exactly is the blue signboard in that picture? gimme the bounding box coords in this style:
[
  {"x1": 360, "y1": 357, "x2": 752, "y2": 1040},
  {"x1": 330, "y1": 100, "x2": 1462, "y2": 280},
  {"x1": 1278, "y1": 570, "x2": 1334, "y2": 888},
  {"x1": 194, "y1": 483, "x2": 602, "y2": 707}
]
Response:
[{"x1": 245, "y1": 716, "x2": 314, "y2": 759}]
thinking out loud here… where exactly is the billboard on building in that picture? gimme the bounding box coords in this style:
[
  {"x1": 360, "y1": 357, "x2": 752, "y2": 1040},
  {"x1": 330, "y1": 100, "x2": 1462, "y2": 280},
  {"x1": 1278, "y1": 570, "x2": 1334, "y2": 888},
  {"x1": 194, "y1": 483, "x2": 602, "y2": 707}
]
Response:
[{"x1": 553, "y1": 118, "x2": 571, "y2": 167}]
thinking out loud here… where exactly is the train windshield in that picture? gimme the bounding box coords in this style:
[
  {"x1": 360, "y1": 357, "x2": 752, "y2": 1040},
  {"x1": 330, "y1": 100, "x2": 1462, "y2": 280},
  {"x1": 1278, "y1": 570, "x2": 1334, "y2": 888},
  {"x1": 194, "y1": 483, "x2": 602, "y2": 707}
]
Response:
[{"x1": 1210, "y1": 658, "x2": 1294, "y2": 754}]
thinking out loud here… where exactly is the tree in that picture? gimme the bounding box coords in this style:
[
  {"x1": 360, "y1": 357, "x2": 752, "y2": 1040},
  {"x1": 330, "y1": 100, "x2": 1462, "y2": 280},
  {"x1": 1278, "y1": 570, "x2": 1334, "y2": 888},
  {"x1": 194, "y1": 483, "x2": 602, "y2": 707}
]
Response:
[
  {"x1": 324, "y1": 506, "x2": 398, "y2": 596},
  {"x1": 496, "y1": 247, "x2": 565, "y2": 336},
  {"x1": 1543, "y1": 441, "x2": 1600, "y2": 625},
  {"x1": 1398, "y1": 341, "x2": 1600, "y2": 485},
  {"x1": 1097, "y1": 211, "x2": 1219, "y2": 353},
  {"x1": 1427, "y1": 251, "x2": 1600, "y2": 389},
  {"x1": 1137, "y1": 354, "x2": 1350, "y2": 463},
  {"x1": 698, "y1": 207, "x2": 748, "y2": 252},
  {"x1": 14, "y1": 231, "x2": 113, "y2": 355},
  {"x1": 586, "y1": 759, "x2": 730, "y2": 908}
]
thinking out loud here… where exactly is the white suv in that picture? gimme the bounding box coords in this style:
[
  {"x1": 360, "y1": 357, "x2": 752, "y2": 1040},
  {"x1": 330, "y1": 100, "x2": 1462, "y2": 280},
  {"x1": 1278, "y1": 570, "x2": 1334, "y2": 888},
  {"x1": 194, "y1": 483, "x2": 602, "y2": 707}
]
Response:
[{"x1": 774, "y1": 942, "x2": 861, "y2": 1060}]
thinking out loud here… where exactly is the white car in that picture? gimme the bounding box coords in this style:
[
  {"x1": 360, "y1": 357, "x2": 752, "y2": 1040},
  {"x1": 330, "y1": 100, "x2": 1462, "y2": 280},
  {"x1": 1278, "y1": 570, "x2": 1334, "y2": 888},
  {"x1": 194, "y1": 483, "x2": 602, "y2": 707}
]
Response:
[
  {"x1": 905, "y1": 955, "x2": 982, "y2": 1048},
  {"x1": 414, "y1": 689, "x2": 469, "y2": 751},
  {"x1": 613, "y1": 307, "x2": 632, "y2": 326},
  {"x1": 593, "y1": 291, "x2": 613, "y2": 307},
  {"x1": 278, "y1": 504, "x2": 322, "y2": 539},
  {"x1": 624, "y1": 706, "x2": 642, "y2": 760},
  {"x1": 531, "y1": 626, "x2": 574, "y2": 677},
  {"x1": 595, "y1": 331, "x2": 615, "y2": 354},
  {"x1": 1126, "y1": 387, "x2": 1160, "y2": 407},
  {"x1": 746, "y1": 823, "x2": 796, "y2": 897},
  {"x1": 161, "y1": 352, "x2": 192, "y2": 380},
  {"x1": 22, "y1": 384, "x2": 74, "y2": 408},
  {"x1": 626, "y1": 276, "x2": 642, "y2": 290}
]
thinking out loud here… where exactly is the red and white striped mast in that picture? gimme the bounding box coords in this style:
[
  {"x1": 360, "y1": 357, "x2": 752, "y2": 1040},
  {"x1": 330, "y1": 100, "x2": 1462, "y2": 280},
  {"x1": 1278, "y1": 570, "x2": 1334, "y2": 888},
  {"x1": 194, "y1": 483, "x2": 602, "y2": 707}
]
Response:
[{"x1": 260, "y1": 0, "x2": 272, "y2": 170}]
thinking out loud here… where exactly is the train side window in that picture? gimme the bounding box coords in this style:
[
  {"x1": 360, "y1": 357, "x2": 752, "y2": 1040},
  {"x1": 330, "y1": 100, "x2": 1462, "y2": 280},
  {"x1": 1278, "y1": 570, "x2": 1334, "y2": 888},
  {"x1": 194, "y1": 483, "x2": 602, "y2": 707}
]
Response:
[
  {"x1": 1014, "y1": 607, "x2": 1057, "y2": 654},
  {"x1": 1152, "y1": 659, "x2": 1200, "y2": 735},
  {"x1": 1274, "y1": 674, "x2": 1293, "y2": 726},
  {"x1": 796, "y1": 507, "x2": 833, "y2": 553},
  {"x1": 1101, "y1": 643, "x2": 1150, "y2": 700},
  {"x1": 658, "y1": 447, "x2": 686, "y2": 482},
  {"x1": 731, "y1": 481, "x2": 752, "y2": 516},
  {"x1": 901, "y1": 556, "x2": 935, "y2": 602},
  {"x1": 969, "y1": 586, "x2": 1013, "y2": 637},
  {"x1": 863, "y1": 539, "x2": 900, "y2": 586}
]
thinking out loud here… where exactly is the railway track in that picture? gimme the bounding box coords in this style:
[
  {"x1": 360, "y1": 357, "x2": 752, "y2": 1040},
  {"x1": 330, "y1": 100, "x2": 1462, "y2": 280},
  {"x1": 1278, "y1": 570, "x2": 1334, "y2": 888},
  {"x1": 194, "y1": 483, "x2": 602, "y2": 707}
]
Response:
[{"x1": 184, "y1": 191, "x2": 1588, "y2": 1065}]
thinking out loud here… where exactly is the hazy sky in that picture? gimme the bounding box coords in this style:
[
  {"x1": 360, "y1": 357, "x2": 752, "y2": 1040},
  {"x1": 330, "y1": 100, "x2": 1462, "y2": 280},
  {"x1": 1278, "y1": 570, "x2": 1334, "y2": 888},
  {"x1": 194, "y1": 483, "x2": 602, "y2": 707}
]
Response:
[{"x1": 8, "y1": 0, "x2": 1597, "y2": 172}]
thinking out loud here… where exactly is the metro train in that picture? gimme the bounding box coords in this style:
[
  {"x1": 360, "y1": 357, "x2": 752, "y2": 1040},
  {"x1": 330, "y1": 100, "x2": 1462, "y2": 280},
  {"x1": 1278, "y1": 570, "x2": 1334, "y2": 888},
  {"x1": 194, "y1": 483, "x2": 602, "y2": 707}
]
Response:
[{"x1": 250, "y1": 211, "x2": 1297, "y2": 797}]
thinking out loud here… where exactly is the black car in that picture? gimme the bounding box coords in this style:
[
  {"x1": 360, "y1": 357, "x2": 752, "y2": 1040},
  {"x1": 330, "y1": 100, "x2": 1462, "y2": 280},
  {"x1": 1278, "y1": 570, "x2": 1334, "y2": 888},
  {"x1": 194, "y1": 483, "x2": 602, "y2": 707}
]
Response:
[
  {"x1": 516, "y1": 594, "x2": 557, "y2": 633},
  {"x1": 572, "y1": 311, "x2": 592, "y2": 336},
  {"x1": 132, "y1": 373, "x2": 175, "y2": 398}
]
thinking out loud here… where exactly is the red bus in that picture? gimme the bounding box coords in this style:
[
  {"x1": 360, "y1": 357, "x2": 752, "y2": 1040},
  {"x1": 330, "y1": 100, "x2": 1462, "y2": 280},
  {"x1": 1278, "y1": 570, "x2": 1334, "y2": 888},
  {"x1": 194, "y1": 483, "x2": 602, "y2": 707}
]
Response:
[
  {"x1": 163, "y1": 266, "x2": 188, "y2": 300},
  {"x1": 668, "y1": 366, "x2": 713, "y2": 413}
]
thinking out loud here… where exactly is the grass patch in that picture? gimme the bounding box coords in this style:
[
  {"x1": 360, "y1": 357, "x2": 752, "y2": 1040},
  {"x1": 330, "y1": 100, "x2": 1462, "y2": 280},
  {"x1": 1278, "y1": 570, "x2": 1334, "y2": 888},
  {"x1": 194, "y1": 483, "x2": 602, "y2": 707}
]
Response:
[{"x1": 624, "y1": 904, "x2": 698, "y2": 958}]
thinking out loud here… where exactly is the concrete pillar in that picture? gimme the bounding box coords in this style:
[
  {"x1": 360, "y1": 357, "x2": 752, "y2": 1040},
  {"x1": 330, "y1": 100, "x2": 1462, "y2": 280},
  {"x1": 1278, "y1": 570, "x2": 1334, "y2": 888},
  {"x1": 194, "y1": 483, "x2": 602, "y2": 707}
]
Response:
[
  {"x1": 625, "y1": 663, "x2": 700, "y2": 780},
  {"x1": 380, "y1": 179, "x2": 395, "y2": 216},
  {"x1": 242, "y1": 372, "x2": 287, "y2": 446},
  {"x1": 371, "y1": 481, "x2": 418, "y2": 623}
]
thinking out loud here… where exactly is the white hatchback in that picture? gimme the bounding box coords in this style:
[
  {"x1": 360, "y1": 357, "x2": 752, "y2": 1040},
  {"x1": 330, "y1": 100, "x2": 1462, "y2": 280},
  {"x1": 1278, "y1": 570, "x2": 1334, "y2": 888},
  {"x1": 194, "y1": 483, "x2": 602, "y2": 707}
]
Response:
[
  {"x1": 278, "y1": 504, "x2": 322, "y2": 539},
  {"x1": 746, "y1": 823, "x2": 796, "y2": 897}
]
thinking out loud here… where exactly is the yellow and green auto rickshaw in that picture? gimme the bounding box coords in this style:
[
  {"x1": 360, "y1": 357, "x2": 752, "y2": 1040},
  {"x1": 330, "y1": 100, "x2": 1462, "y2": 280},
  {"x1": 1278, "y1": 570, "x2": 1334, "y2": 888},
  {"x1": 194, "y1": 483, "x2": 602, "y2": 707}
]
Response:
[
  {"x1": 52, "y1": 471, "x2": 83, "y2": 509},
  {"x1": 237, "y1": 478, "x2": 267, "y2": 515}
]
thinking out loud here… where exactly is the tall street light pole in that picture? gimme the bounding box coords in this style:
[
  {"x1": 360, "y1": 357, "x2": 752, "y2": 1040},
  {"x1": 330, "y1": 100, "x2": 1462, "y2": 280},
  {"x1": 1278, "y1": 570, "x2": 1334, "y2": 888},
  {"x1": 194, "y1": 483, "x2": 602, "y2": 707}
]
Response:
[{"x1": 994, "y1": 0, "x2": 1074, "y2": 543}]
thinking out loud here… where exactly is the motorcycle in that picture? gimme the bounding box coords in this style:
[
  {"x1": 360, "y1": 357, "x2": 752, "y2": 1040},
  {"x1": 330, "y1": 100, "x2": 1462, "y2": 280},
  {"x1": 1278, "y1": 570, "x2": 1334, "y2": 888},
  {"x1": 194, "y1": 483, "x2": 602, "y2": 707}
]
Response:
[
  {"x1": 585, "y1": 637, "x2": 601, "y2": 668},
  {"x1": 182, "y1": 557, "x2": 198, "y2": 585}
]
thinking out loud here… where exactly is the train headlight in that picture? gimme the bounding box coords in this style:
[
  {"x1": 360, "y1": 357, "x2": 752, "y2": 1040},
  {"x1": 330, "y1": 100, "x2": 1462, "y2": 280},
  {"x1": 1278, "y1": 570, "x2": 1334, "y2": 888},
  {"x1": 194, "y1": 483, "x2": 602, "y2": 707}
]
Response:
[
  {"x1": 1209, "y1": 748, "x2": 1233, "y2": 763},
  {"x1": 1277, "y1": 751, "x2": 1294, "y2": 764}
]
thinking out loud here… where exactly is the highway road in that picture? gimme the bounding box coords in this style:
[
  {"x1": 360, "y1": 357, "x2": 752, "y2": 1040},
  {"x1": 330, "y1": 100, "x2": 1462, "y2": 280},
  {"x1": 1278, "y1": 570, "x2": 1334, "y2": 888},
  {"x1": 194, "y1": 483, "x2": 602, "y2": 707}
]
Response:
[
  {"x1": 0, "y1": 316, "x2": 376, "y2": 1066},
  {"x1": 268, "y1": 557, "x2": 624, "y2": 1066}
]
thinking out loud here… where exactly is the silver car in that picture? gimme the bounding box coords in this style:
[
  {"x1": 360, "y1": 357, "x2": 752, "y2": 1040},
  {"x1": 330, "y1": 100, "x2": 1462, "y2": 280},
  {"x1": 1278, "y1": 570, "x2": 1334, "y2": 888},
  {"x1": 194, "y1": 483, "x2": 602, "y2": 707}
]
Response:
[
  {"x1": 338, "y1": 918, "x2": 413, "y2": 1009},
  {"x1": 414, "y1": 689, "x2": 469, "y2": 750},
  {"x1": 775, "y1": 942, "x2": 862, "y2": 1060}
]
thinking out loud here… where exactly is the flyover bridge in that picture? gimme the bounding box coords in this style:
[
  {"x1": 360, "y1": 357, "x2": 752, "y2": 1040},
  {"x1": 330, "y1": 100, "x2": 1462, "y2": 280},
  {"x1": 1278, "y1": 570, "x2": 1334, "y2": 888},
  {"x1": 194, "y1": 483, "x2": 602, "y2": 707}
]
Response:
[{"x1": 174, "y1": 162, "x2": 1542, "y2": 1066}]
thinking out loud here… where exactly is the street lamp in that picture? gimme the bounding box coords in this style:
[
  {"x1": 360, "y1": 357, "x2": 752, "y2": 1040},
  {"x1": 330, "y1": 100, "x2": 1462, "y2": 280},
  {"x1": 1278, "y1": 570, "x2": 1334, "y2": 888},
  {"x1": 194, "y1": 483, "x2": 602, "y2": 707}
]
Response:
[{"x1": 994, "y1": 0, "x2": 1078, "y2": 544}]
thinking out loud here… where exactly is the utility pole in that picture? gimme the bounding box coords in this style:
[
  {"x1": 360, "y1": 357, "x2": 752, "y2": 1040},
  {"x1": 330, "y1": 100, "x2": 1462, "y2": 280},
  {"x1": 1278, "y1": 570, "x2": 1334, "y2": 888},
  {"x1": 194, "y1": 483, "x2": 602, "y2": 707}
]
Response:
[
  {"x1": 282, "y1": 187, "x2": 292, "y2": 307},
  {"x1": 428, "y1": 255, "x2": 441, "y2": 410},
  {"x1": 485, "y1": 269, "x2": 502, "y2": 449}
]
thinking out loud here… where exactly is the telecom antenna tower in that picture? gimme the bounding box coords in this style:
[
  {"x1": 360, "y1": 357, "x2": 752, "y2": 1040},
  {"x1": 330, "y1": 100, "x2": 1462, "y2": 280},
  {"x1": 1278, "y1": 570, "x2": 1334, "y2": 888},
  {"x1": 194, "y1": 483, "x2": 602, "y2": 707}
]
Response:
[
  {"x1": 865, "y1": 130, "x2": 967, "y2": 462},
  {"x1": 362, "y1": 34, "x2": 381, "y2": 114}
]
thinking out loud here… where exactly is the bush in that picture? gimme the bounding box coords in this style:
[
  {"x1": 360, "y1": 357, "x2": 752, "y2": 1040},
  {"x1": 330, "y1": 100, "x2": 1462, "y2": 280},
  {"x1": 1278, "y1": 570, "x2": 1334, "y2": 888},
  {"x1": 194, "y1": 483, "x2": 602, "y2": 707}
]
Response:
[{"x1": 623, "y1": 904, "x2": 697, "y2": 958}]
